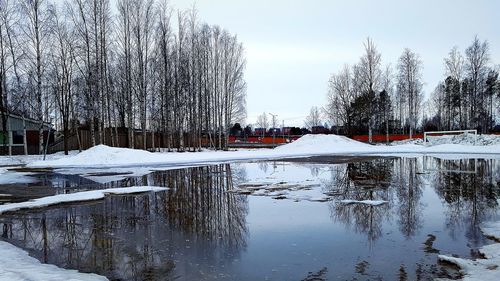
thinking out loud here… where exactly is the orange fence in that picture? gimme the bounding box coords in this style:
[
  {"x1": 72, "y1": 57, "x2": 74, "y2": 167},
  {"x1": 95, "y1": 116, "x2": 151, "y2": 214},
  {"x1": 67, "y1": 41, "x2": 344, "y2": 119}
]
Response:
[
  {"x1": 229, "y1": 136, "x2": 301, "y2": 144},
  {"x1": 229, "y1": 134, "x2": 424, "y2": 144},
  {"x1": 229, "y1": 132, "x2": 500, "y2": 144},
  {"x1": 351, "y1": 134, "x2": 424, "y2": 142}
]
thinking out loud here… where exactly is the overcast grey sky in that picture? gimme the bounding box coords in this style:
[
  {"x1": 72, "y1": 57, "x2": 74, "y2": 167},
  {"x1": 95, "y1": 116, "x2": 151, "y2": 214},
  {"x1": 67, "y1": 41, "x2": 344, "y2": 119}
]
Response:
[{"x1": 167, "y1": 0, "x2": 500, "y2": 127}]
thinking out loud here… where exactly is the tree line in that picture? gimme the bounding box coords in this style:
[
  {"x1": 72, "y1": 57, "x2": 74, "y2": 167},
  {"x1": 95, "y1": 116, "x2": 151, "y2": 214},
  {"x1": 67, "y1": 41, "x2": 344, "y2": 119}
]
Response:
[
  {"x1": 324, "y1": 37, "x2": 499, "y2": 140},
  {"x1": 0, "y1": 0, "x2": 246, "y2": 154}
]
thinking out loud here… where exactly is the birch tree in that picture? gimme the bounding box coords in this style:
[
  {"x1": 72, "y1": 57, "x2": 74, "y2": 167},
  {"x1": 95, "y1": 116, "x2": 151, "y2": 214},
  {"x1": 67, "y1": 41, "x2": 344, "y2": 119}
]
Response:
[{"x1": 397, "y1": 48, "x2": 423, "y2": 138}]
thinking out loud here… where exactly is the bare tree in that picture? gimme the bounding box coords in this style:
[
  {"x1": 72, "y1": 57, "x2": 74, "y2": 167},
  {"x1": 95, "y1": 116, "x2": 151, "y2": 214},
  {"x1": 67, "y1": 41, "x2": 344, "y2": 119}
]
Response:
[
  {"x1": 256, "y1": 112, "x2": 268, "y2": 137},
  {"x1": 465, "y1": 36, "x2": 489, "y2": 132},
  {"x1": 358, "y1": 38, "x2": 382, "y2": 141},
  {"x1": 304, "y1": 106, "x2": 322, "y2": 129},
  {"x1": 397, "y1": 48, "x2": 423, "y2": 138},
  {"x1": 326, "y1": 65, "x2": 354, "y2": 134},
  {"x1": 0, "y1": 0, "x2": 248, "y2": 155},
  {"x1": 49, "y1": 4, "x2": 77, "y2": 155},
  {"x1": 20, "y1": 0, "x2": 51, "y2": 154},
  {"x1": 444, "y1": 46, "x2": 465, "y2": 128}
]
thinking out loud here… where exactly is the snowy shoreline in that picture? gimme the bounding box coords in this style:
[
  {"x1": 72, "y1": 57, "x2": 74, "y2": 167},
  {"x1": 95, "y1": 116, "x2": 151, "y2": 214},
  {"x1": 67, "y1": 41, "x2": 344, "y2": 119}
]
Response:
[
  {"x1": 21, "y1": 134, "x2": 500, "y2": 169},
  {"x1": 437, "y1": 221, "x2": 500, "y2": 281},
  {"x1": 0, "y1": 186, "x2": 167, "y2": 281},
  {"x1": 0, "y1": 186, "x2": 167, "y2": 215},
  {"x1": 0, "y1": 241, "x2": 108, "y2": 281}
]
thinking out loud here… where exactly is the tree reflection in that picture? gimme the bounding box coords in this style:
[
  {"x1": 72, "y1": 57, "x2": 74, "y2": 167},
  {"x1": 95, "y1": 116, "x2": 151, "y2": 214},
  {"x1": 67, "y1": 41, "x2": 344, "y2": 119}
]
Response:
[
  {"x1": 430, "y1": 158, "x2": 500, "y2": 241},
  {"x1": 326, "y1": 159, "x2": 393, "y2": 242},
  {"x1": 393, "y1": 158, "x2": 424, "y2": 238},
  {"x1": 325, "y1": 157, "x2": 427, "y2": 242},
  {"x1": 0, "y1": 164, "x2": 248, "y2": 281}
]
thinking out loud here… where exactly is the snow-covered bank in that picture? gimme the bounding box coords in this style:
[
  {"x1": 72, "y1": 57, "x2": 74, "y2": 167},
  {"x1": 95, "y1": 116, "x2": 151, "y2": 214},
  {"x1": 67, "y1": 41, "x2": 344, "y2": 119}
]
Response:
[
  {"x1": 0, "y1": 241, "x2": 107, "y2": 281},
  {"x1": 393, "y1": 133, "x2": 500, "y2": 146},
  {"x1": 24, "y1": 134, "x2": 500, "y2": 169},
  {"x1": 0, "y1": 186, "x2": 166, "y2": 280},
  {"x1": 0, "y1": 186, "x2": 167, "y2": 214},
  {"x1": 437, "y1": 221, "x2": 500, "y2": 281},
  {"x1": 0, "y1": 151, "x2": 78, "y2": 167}
]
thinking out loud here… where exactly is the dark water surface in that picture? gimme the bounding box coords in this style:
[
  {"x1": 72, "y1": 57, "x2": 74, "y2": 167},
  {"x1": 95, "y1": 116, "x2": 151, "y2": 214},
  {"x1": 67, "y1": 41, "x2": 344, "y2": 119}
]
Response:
[{"x1": 1, "y1": 156, "x2": 499, "y2": 280}]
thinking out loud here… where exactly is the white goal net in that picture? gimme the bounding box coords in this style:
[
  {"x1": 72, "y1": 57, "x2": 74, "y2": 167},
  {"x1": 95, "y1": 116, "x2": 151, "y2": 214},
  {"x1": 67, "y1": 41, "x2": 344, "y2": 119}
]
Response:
[{"x1": 423, "y1": 130, "x2": 477, "y2": 145}]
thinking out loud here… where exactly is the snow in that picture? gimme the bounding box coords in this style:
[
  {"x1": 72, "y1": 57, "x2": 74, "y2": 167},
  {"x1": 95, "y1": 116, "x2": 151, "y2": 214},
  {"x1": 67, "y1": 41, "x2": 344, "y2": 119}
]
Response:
[
  {"x1": 337, "y1": 199, "x2": 388, "y2": 206},
  {"x1": 0, "y1": 241, "x2": 108, "y2": 281},
  {"x1": 393, "y1": 133, "x2": 500, "y2": 146},
  {"x1": 23, "y1": 134, "x2": 500, "y2": 169},
  {"x1": 228, "y1": 179, "x2": 327, "y2": 202},
  {"x1": 0, "y1": 151, "x2": 78, "y2": 167},
  {"x1": 0, "y1": 186, "x2": 166, "y2": 280},
  {"x1": 53, "y1": 167, "x2": 162, "y2": 184},
  {"x1": 0, "y1": 168, "x2": 38, "y2": 185},
  {"x1": 437, "y1": 221, "x2": 500, "y2": 281},
  {"x1": 481, "y1": 221, "x2": 500, "y2": 241},
  {"x1": 0, "y1": 186, "x2": 167, "y2": 214},
  {"x1": 274, "y1": 134, "x2": 372, "y2": 153}
]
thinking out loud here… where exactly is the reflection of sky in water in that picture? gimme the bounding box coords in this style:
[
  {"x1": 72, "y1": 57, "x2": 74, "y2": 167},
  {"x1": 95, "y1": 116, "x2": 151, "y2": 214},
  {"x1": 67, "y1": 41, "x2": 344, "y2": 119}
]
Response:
[{"x1": 0, "y1": 156, "x2": 499, "y2": 280}]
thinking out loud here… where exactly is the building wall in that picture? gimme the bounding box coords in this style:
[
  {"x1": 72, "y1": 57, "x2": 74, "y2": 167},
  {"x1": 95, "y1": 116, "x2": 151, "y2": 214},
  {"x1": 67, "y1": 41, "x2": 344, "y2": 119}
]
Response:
[
  {"x1": 0, "y1": 114, "x2": 51, "y2": 155},
  {"x1": 0, "y1": 115, "x2": 49, "y2": 131}
]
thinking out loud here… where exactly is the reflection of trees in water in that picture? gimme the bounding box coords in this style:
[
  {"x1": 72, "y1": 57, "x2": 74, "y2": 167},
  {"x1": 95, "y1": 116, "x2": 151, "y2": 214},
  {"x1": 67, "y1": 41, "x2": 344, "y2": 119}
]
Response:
[
  {"x1": 150, "y1": 164, "x2": 249, "y2": 254},
  {"x1": 393, "y1": 158, "x2": 424, "y2": 238},
  {"x1": 326, "y1": 159, "x2": 393, "y2": 242},
  {"x1": 325, "y1": 158, "x2": 426, "y2": 241},
  {"x1": 0, "y1": 164, "x2": 248, "y2": 281},
  {"x1": 258, "y1": 161, "x2": 269, "y2": 173},
  {"x1": 430, "y1": 158, "x2": 500, "y2": 241}
]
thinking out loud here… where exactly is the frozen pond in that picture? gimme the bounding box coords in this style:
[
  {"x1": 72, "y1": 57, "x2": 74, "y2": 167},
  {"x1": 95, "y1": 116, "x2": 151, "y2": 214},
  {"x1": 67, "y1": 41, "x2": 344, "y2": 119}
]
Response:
[{"x1": 1, "y1": 156, "x2": 499, "y2": 280}]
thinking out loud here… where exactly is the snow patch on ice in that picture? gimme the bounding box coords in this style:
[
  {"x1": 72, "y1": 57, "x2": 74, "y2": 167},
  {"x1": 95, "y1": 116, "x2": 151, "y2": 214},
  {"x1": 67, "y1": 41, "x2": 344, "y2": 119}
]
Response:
[
  {"x1": 437, "y1": 220, "x2": 500, "y2": 281},
  {"x1": 0, "y1": 168, "x2": 38, "y2": 185},
  {"x1": 0, "y1": 186, "x2": 167, "y2": 214},
  {"x1": 337, "y1": 199, "x2": 388, "y2": 206},
  {"x1": 228, "y1": 180, "x2": 325, "y2": 202},
  {"x1": 0, "y1": 240, "x2": 108, "y2": 281}
]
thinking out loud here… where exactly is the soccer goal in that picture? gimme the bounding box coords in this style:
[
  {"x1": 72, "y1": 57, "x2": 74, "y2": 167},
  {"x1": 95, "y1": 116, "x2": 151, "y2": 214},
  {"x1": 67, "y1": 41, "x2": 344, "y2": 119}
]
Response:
[{"x1": 423, "y1": 129, "x2": 477, "y2": 145}]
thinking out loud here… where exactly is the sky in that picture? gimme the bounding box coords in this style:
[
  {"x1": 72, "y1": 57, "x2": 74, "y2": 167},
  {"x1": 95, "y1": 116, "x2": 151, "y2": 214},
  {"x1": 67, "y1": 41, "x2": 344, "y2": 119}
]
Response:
[{"x1": 165, "y1": 0, "x2": 500, "y2": 127}]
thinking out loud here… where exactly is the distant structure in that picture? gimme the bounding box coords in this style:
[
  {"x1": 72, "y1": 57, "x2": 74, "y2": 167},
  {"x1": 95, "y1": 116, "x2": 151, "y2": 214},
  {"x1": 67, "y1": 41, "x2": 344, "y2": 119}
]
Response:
[
  {"x1": 254, "y1": 128, "x2": 266, "y2": 136},
  {"x1": 311, "y1": 126, "x2": 329, "y2": 134},
  {"x1": 269, "y1": 128, "x2": 281, "y2": 135},
  {"x1": 0, "y1": 111, "x2": 51, "y2": 155}
]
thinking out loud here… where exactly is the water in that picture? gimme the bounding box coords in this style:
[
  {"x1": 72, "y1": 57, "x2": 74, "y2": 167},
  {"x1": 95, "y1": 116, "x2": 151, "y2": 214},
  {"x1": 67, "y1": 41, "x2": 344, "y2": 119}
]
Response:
[{"x1": 1, "y1": 156, "x2": 499, "y2": 280}]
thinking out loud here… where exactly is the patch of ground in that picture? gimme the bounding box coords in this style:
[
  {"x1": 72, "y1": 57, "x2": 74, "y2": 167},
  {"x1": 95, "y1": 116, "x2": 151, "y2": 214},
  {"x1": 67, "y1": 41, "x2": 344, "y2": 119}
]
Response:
[
  {"x1": 301, "y1": 267, "x2": 328, "y2": 281},
  {"x1": 423, "y1": 234, "x2": 440, "y2": 254}
]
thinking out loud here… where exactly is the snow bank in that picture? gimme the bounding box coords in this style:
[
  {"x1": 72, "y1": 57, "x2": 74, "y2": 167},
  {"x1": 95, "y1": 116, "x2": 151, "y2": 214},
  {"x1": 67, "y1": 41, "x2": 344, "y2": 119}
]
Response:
[
  {"x1": 43, "y1": 145, "x2": 157, "y2": 167},
  {"x1": 0, "y1": 241, "x2": 107, "y2": 281},
  {"x1": 393, "y1": 133, "x2": 500, "y2": 146},
  {"x1": 0, "y1": 150, "x2": 78, "y2": 167},
  {"x1": 25, "y1": 134, "x2": 500, "y2": 169},
  {"x1": 274, "y1": 134, "x2": 372, "y2": 154},
  {"x1": 437, "y1": 221, "x2": 500, "y2": 281},
  {"x1": 0, "y1": 186, "x2": 167, "y2": 214},
  {"x1": 28, "y1": 145, "x2": 273, "y2": 168}
]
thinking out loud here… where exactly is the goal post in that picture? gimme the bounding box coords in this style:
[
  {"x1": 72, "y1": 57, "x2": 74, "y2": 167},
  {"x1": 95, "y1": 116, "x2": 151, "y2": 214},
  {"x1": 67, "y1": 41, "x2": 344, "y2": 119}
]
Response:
[{"x1": 423, "y1": 129, "x2": 477, "y2": 145}]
